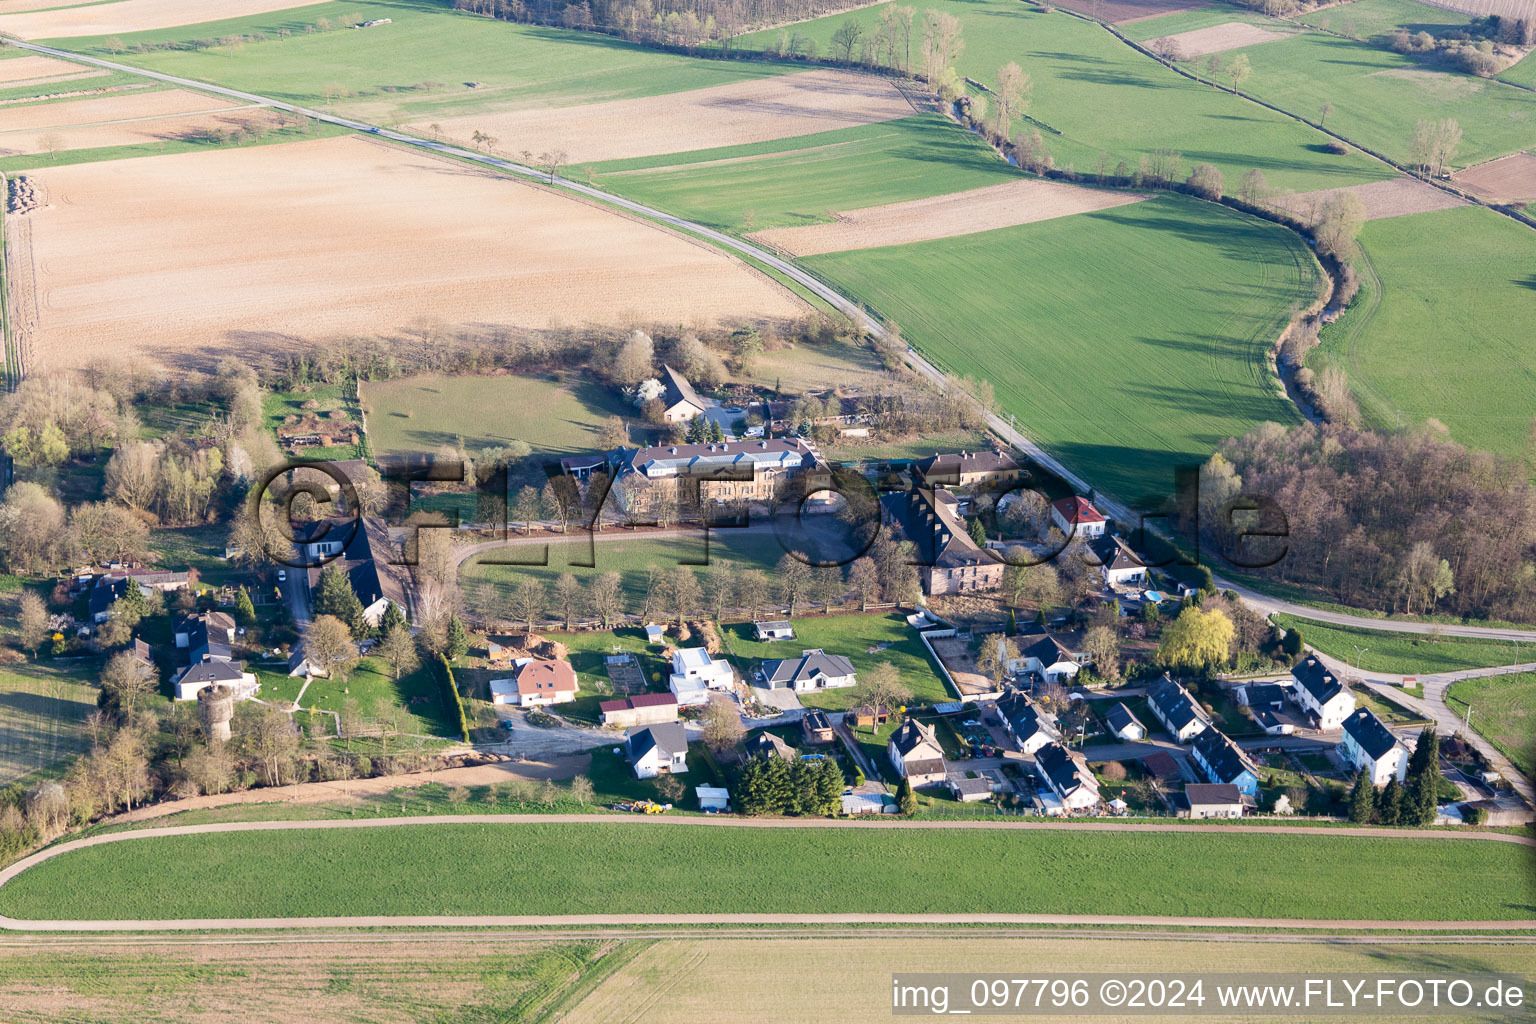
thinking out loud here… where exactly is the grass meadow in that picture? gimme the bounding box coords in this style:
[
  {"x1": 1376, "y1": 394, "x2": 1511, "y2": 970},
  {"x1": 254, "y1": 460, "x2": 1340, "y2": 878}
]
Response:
[
  {"x1": 1, "y1": 822, "x2": 1531, "y2": 920},
  {"x1": 256, "y1": 655, "x2": 457, "y2": 738},
  {"x1": 1274, "y1": 614, "x2": 1533, "y2": 674},
  {"x1": 51, "y1": 0, "x2": 793, "y2": 117},
  {"x1": 1445, "y1": 672, "x2": 1536, "y2": 777},
  {"x1": 733, "y1": 1, "x2": 1391, "y2": 193},
  {"x1": 0, "y1": 662, "x2": 98, "y2": 786},
  {"x1": 804, "y1": 195, "x2": 1318, "y2": 507},
  {"x1": 590, "y1": 114, "x2": 1019, "y2": 232},
  {"x1": 361, "y1": 372, "x2": 630, "y2": 457},
  {"x1": 1286, "y1": 0, "x2": 1475, "y2": 40},
  {"x1": 1306, "y1": 206, "x2": 1536, "y2": 462}
]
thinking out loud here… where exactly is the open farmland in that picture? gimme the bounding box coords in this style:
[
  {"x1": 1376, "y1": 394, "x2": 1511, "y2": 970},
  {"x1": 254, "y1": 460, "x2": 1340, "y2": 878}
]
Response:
[
  {"x1": 363, "y1": 373, "x2": 631, "y2": 457},
  {"x1": 567, "y1": 937, "x2": 1536, "y2": 1024},
  {"x1": 1284, "y1": 0, "x2": 1477, "y2": 40},
  {"x1": 749, "y1": 177, "x2": 1150, "y2": 255},
  {"x1": 0, "y1": 0, "x2": 330, "y2": 38},
  {"x1": 53, "y1": 0, "x2": 794, "y2": 115},
  {"x1": 0, "y1": 87, "x2": 274, "y2": 157},
  {"x1": 7, "y1": 134, "x2": 803, "y2": 374},
  {"x1": 1155, "y1": 20, "x2": 1293, "y2": 58},
  {"x1": 1305, "y1": 205, "x2": 1536, "y2": 461},
  {"x1": 803, "y1": 196, "x2": 1319, "y2": 507},
  {"x1": 1446, "y1": 672, "x2": 1536, "y2": 777},
  {"x1": 733, "y1": 1, "x2": 1392, "y2": 193},
  {"x1": 1, "y1": 821, "x2": 1532, "y2": 920},
  {"x1": 411, "y1": 68, "x2": 914, "y2": 165},
  {"x1": 1453, "y1": 152, "x2": 1536, "y2": 202},
  {"x1": 1181, "y1": 28, "x2": 1536, "y2": 171},
  {"x1": 1266, "y1": 176, "x2": 1467, "y2": 221},
  {"x1": 0, "y1": 662, "x2": 97, "y2": 786},
  {"x1": 590, "y1": 114, "x2": 1021, "y2": 233},
  {"x1": 0, "y1": 53, "x2": 106, "y2": 87}
]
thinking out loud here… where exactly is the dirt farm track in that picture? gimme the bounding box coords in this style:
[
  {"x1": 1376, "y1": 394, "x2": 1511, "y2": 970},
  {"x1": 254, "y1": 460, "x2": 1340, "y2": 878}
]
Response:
[{"x1": 4, "y1": 134, "x2": 806, "y2": 373}]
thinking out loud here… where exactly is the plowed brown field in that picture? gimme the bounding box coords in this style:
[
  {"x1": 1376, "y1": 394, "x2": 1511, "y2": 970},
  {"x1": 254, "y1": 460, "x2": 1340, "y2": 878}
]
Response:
[
  {"x1": 0, "y1": 0, "x2": 329, "y2": 38},
  {"x1": 1453, "y1": 151, "x2": 1536, "y2": 201}
]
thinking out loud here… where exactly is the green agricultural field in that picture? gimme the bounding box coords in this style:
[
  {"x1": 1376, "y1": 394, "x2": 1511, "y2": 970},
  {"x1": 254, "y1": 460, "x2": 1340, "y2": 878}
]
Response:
[
  {"x1": 734, "y1": 1, "x2": 1391, "y2": 192},
  {"x1": 255, "y1": 656, "x2": 457, "y2": 738},
  {"x1": 1274, "y1": 614, "x2": 1533, "y2": 674},
  {"x1": 1445, "y1": 672, "x2": 1536, "y2": 777},
  {"x1": 52, "y1": 0, "x2": 792, "y2": 118},
  {"x1": 722, "y1": 611, "x2": 950, "y2": 709},
  {"x1": 1285, "y1": 0, "x2": 1475, "y2": 42},
  {"x1": 803, "y1": 195, "x2": 1319, "y2": 507},
  {"x1": 362, "y1": 373, "x2": 630, "y2": 458},
  {"x1": 1, "y1": 822, "x2": 1531, "y2": 920},
  {"x1": 1119, "y1": 6, "x2": 1301, "y2": 42},
  {"x1": 460, "y1": 528, "x2": 789, "y2": 613},
  {"x1": 1306, "y1": 206, "x2": 1536, "y2": 462},
  {"x1": 1500, "y1": 52, "x2": 1536, "y2": 89},
  {"x1": 0, "y1": 663, "x2": 98, "y2": 786},
  {"x1": 1187, "y1": 30, "x2": 1536, "y2": 171},
  {"x1": 591, "y1": 114, "x2": 1019, "y2": 232}
]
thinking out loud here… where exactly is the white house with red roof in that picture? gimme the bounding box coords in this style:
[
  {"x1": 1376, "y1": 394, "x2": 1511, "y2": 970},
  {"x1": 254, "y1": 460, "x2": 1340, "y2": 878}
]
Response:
[
  {"x1": 490, "y1": 658, "x2": 579, "y2": 706},
  {"x1": 1051, "y1": 495, "x2": 1107, "y2": 539}
]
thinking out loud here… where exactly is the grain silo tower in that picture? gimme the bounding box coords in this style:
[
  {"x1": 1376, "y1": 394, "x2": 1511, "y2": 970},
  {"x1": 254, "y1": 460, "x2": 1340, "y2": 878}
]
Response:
[{"x1": 197, "y1": 683, "x2": 236, "y2": 743}]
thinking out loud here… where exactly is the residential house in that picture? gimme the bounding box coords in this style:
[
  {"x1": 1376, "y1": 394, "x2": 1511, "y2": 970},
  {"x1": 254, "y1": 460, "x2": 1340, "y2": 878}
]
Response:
[
  {"x1": 1146, "y1": 675, "x2": 1209, "y2": 743},
  {"x1": 1104, "y1": 701, "x2": 1146, "y2": 741},
  {"x1": 913, "y1": 450, "x2": 1022, "y2": 489},
  {"x1": 1140, "y1": 750, "x2": 1183, "y2": 783},
  {"x1": 996, "y1": 689, "x2": 1060, "y2": 755},
  {"x1": 1290, "y1": 656, "x2": 1355, "y2": 731},
  {"x1": 173, "y1": 657, "x2": 257, "y2": 701},
  {"x1": 696, "y1": 785, "x2": 730, "y2": 812},
  {"x1": 89, "y1": 569, "x2": 190, "y2": 622},
  {"x1": 1050, "y1": 496, "x2": 1107, "y2": 539},
  {"x1": 307, "y1": 517, "x2": 409, "y2": 628},
  {"x1": 1341, "y1": 707, "x2": 1409, "y2": 785},
  {"x1": 659, "y1": 364, "x2": 708, "y2": 422},
  {"x1": 559, "y1": 454, "x2": 607, "y2": 481},
  {"x1": 491, "y1": 658, "x2": 578, "y2": 706},
  {"x1": 753, "y1": 394, "x2": 872, "y2": 434},
  {"x1": 174, "y1": 612, "x2": 235, "y2": 650},
  {"x1": 1182, "y1": 783, "x2": 1249, "y2": 819},
  {"x1": 626, "y1": 722, "x2": 689, "y2": 779},
  {"x1": 887, "y1": 718, "x2": 946, "y2": 786},
  {"x1": 609, "y1": 437, "x2": 824, "y2": 513},
  {"x1": 745, "y1": 731, "x2": 795, "y2": 762},
  {"x1": 599, "y1": 692, "x2": 680, "y2": 728},
  {"x1": 1237, "y1": 682, "x2": 1296, "y2": 735},
  {"x1": 1036, "y1": 742, "x2": 1100, "y2": 812},
  {"x1": 800, "y1": 709, "x2": 834, "y2": 745},
  {"x1": 757, "y1": 649, "x2": 856, "y2": 692},
  {"x1": 668, "y1": 647, "x2": 734, "y2": 706},
  {"x1": 1009, "y1": 630, "x2": 1088, "y2": 683},
  {"x1": 1090, "y1": 535, "x2": 1148, "y2": 586},
  {"x1": 753, "y1": 620, "x2": 795, "y2": 641},
  {"x1": 287, "y1": 643, "x2": 329, "y2": 679},
  {"x1": 1191, "y1": 728, "x2": 1260, "y2": 797},
  {"x1": 882, "y1": 487, "x2": 1004, "y2": 595}
]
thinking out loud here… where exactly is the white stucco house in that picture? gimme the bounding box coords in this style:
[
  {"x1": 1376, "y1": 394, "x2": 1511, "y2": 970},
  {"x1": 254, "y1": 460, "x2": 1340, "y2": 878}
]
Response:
[
  {"x1": 1340, "y1": 707, "x2": 1409, "y2": 784},
  {"x1": 668, "y1": 647, "x2": 734, "y2": 706},
  {"x1": 1291, "y1": 657, "x2": 1355, "y2": 731}
]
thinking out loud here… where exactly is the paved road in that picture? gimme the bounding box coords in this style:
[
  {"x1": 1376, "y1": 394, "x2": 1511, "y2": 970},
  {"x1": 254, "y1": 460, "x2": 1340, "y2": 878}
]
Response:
[
  {"x1": 1224, "y1": 578, "x2": 1536, "y2": 642},
  {"x1": 2, "y1": 815, "x2": 1530, "y2": 932}
]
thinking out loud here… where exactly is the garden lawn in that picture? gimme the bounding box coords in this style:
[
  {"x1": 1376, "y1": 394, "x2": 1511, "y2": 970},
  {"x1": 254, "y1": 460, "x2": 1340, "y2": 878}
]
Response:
[
  {"x1": 741, "y1": 336, "x2": 890, "y2": 393},
  {"x1": 591, "y1": 114, "x2": 1020, "y2": 232},
  {"x1": 1274, "y1": 615, "x2": 1533, "y2": 674},
  {"x1": 460, "y1": 529, "x2": 788, "y2": 613},
  {"x1": 1190, "y1": 30, "x2": 1536, "y2": 171},
  {"x1": 255, "y1": 656, "x2": 457, "y2": 738},
  {"x1": 734, "y1": 1, "x2": 1390, "y2": 193},
  {"x1": 804, "y1": 195, "x2": 1319, "y2": 507},
  {"x1": 362, "y1": 372, "x2": 631, "y2": 458},
  {"x1": 2, "y1": 823, "x2": 1531, "y2": 920},
  {"x1": 722, "y1": 611, "x2": 950, "y2": 709},
  {"x1": 1306, "y1": 206, "x2": 1536, "y2": 464},
  {"x1": 0, "y1": 663, "x2": 97, "y2": 786},
  {"x1": 50, "y1": 0, "x2": 793, "y2": 117},
  {"x1": 1445, "y1": 672, "x2": 1536, "y2": 777}
]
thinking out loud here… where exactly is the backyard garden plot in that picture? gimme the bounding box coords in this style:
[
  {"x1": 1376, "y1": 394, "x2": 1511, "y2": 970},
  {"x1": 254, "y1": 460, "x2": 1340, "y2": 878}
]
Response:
[
  {"x1": 0, "y1": 663, "x2": 97, "y2": 786},
  {"x1": 1453, "y1": 152, "x2": 1536, "y2": 202},
  {"x1": 1266, "y1": 176, "x2": 1466, "y2": 221},
  {"x1": 0, "y1": 0, "x2": 329, "y2": 38},
  {"x1": 10, "y1": 134, "x2": 804, "y2": 374},
  {"x1": 1155, "y1": 20, "x2": 1292, "y2": 57},
  {"x1": 411, "y1": 69, "x2": 914, "y2": 165},
  {"x1": 734, "y1": 1, "x2": 1391, "y2": 193},
  {"x1": 2, "y1": 823, "x2": 1532, "y2": 921},
  {"x1": 803, "y1": 195, "x2": 1319, "y2": 507},
  {"x1": 748, "y1": 177, "x2": 1150, "y2": 255},
  {"x1": 589, "y1": 114, "x2": 1021, "y2": 234},
  {"x1": 1306, "y1": 205, "x2": 1536, "y2": 462}
]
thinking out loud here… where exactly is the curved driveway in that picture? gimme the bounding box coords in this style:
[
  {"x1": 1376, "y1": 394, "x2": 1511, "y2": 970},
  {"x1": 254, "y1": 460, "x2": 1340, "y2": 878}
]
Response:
[{"x1": 1, "y1": 815, "x2": 1531, "y2": 932}]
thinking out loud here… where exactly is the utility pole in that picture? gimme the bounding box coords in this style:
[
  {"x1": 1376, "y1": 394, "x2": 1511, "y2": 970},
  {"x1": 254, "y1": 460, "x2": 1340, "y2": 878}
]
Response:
[{"x1": 1350, "y1": 644, "x2": 1369, "y2": 684}]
